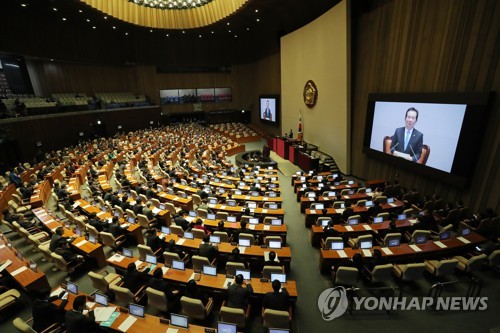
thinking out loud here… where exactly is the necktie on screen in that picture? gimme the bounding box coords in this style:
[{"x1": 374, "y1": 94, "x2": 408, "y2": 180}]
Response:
[{"x1": 404, "y1": 130, "x2": 410, "y2": 151}]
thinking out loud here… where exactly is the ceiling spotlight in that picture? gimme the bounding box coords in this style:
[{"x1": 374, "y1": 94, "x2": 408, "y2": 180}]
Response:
[
  {"x1": 53, "y1": 8, "x2": 58, "y2": 11},
  {"x1": 256, "y1": 18, "x2": 260, "y2": 22},
  {"x1": 150, "y1": 29, "x2": 153, "y2": 32},
  {"x1": 125, "y1": 32, "x2": 129, "y2": 35},
  {"x1": 255, "y1": 9, "x2": 259, "y2": 13},
  {"x1": 62, "y1": 18, "x2": 67, "y2": 21},
  {"x1": 128, "y1": 0, "x2": 214, "y2": 10},
  {"x1": 79, "y1": 9, "x2": 83, "y2": 13},
  {"x1": 86, "y1": 19, "x2": 90, "y2": 22},
  {"x1": 104, "y1": 16, "x2": 108, "y2": 19},
  {"x1": 21, "y1": 3, "x2": 27, "y2": 7},
  {"x1": 113, "y1": 26, "x2": 116, "y2": 29},
  {"x1": 227, "y1": 22, "x2": 230, "y2": 26},
  {"x1": 93, "y1": 26, "x2": 96, "y2": 29}
]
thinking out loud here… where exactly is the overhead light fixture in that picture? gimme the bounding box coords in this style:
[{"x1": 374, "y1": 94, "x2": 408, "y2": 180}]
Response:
[{"x1": 128, "y1": 0, "x2": 214, "y2": 10}]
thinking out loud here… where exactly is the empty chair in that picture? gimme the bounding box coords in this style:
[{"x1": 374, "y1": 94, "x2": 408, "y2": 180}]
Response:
[
  {"x1": 356, "y1": 200, "x2": 367, "y2": 207},
  {"x1": 220, "y1": 300, "x2": 250, "y2": 329},
  {"x1": 139, "y1": 194, "x2": 148, "y2": 203},
  {"x1": 454, "y1": 254, "x2": 488, "y2": 273},
  {"x1": 333, "y1": 201, "x2": 345, "y2": 209},
  {"x1": 88, "y1": 269, "x2": 123, "y2": 295},
  {"x1": 8, "y1": 200, "x2": 30, "y2": 214},
  {"x1": 377, "y1": 212, "x2": 390, "y2": 220},
  {"x1": 425, "y1": 259, "x2": 459, "y2": 278},
  {"x1": 146, "y1": 287, "x2": 177, "y2": 314},
  {"x1": 374, "y1": 196, "x2": 388, "y2": 204},
  {"x1": 357, "y1": 187, "x2": 366, "y2": 194},
  {"x1": 393, "y1": 263, "x2": 426, "y2": 281},
  {"x1": 213, "y1": 231, "x2": 231, "y2": 243},
  {"x1": 322, "y1": 237, "x2": 343, "y2": 249},
  {"x1": 192, "y1": 228, "x2": 207, "y2": 240},
  {"x1": 27, "y1": 234, "x2": 50, "y2": 253},
  {"x1": 13, "y1": 316, "x2": 60, "y2": 333},
  {"x1": 197, "y1": 208, "x2": 208, "y2": 219},
  {"x1": 151, "y1": 198, "x2": 161, "y2": 208},
  {"x1": 382, "y1": 233, "x2": 402, "y2": 247},
  {"x1": 109, "y1": 284, "x2": 142, "y2": 306},
  {"x1": 114, "y1": 205, "x2": 125, "y2": 218},
  {"x1": 367, "y1": 264, "x2": 394, "y2": 284},
  {"x1": 340, "y1": 189, "x2": 351, "y2": 196},
  {"x1": 216, "y1": 212, "x2": 228, "y2": 221},
  {"x1": 163, "y1": 251, "x2": 189, "y2": 267},
  {"x1": 192, "y1": 255, "x2": 214, "y2": 272},
  {"x1": 192, "y1": 194, "x2": 202, "y2": 208},
  {"x1": 180, "y1": 296, "x2": 214, "y2": 322},
  {"x1": 74, "y1": 218, "x2": 87, "y2": 233},
  {"x1": 170, "y1": 225, "x2": 185, "y2": 237},
  {"x1": 262, "y1": 265, "x2": 284, "y2": 279},
  {"x1": 348, "y1": 234, "x2": 373, "y2": 249},
  {"x1": 138, "y1": 244, "x2": 161, "y2": 261},
  {"x1": 226, "y1": 261, "x2": 246, "y2": 276},
  {"x1": 262, "y1": 308, "x2": 291, "y2": 329},
  {"x1": 137, "y1": 214, "x2": 155, "y2": 229},
  {"x1": 165, "y1": 203, "x2": 179, "y2": 216},
  {"x1": 238, "y1": 233, "x2": 255, "y2": 245},
  {"x1": 38, "y1": 244, "x2": 56, "y2": 270},
  {"x1": 0, "y1": 288, "x2": 21, "y2": 313},
  {"x1": 488, "y1": 249, "x2": 500, "y2": 269},
  {"x1": 126, "y1": 209, "x2": 137, "y2": 220},
  {"x1": 51, "y1": 252, "x2": 84, "y2": 275},
  {"x1": 406, "y1": 229, "x2": 431, "y2": 243},
  {"x1": 86, "y1": 224, "x2": 100, "y2": 240},
  {"x1": 333, "y1": 267, "x2": 358, "y2": 287},
  {"x1": 99, "y1": 231, "x2": 126, "y2": 251}
]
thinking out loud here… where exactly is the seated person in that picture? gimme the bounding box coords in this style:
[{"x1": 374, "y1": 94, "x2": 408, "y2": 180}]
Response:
[
  {"x1": 198, "y1": 235, "x2": 218, "y2": 262},
  {"x1": 263, "y1": 279, "x2": 289, "y2": 312},
  {"x1": 107, "y1": 216, "x2": 126, "y2": 238},
  {"x1": 227, "y1": 247, "x2": 249, "y2": 268},
  {"x1": 363, "y1": 249, "x2": 384, "y2": 274},
  {"x1": 226, "y1": 274, "x2": 253, "y2": 310},
  {"x1": 233, "y1": 220, "x2": 253, "y2": 242},
  {"x1": 367, "y1": 201, "x2": 382, "y2": 219},
  {"x1": 323, "y1": 221, "x2": 341, "y2": 239},
  {"x1": 192, "y1": 218, "x2": 209, "y2": 235},
  {"x1": 173, "y1": 210, "x2": 190, "y2": 231},
  {"x1": 87, "y1": 212, "x2": 105, "y2": 232},
  {"x1": 32, "y1": 289, "x2": 68, "y2": 332},
  {"x1": 147, "y1": 268, "x2": 179, "y2": 303},
  {"x1": 65, "y1": 295, "x2": 102, "y2": 333},
  {"x1": 184, "y1": 279, "x2": 209, "y2": 305},
  {"x1": 123, "y1": 262, "x2": 150, "y2": 294},
  {"x1": 145, "y1": 228, "x2": 164, "y2": 254},
  {"x1": 342, "y1": 202, "x2": 355, "y2": 222},
  {"x1": 164, "y1": 239, "x2": 186, "y2": 259},
  {"x1": 263, "y1": 251, "x2": 282, "y2": 268}
]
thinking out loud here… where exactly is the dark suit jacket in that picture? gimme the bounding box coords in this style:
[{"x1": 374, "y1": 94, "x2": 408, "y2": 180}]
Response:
[
  {"x1": 263, "y1": 288, "x2": 289, "y2": 311},
  {"x1": 49, "y1": 234, "x2": 68, "y2": 252},
  {"x1": 123, "y1": 268, "x2": 150, "y2": 293},
  {"x1": 32, "y1": 297, "x2": 68, "y2": 332},
  {"x1": 226, "y1": 283, "x2": 253, "y2": 310},
  {"x1": 148, "y1": 278, "x2": 176, "y2": 301},
  {"x1": 342, "y1": 208, "x2": 355, "y2": 222},
  {"x1": 198, "y1": 243, "x2": 218, "y2": 262},
  {"x1": 391, "y1": 127, "x2": 423, "y2": 162},
  {"x1": 146, "y1": 234, "x2": 163, "y2": 253},
  {"x1": 108, "y1": 223, "x2": 125, "y2": 238},
  {"x1": 65, "y1": 310, "x2": 101, "y2": 333},
  {"x1": 173, "y1": 216, "x2": 189, "y2": 230}
]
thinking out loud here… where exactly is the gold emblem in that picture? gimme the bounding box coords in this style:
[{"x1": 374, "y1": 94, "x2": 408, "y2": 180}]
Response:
[{"x1": 303, "y1": 80, "x2": 318, "y2": 108}]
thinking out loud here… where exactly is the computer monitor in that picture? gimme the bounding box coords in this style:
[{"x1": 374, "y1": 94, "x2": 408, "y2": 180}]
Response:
[
  {"x1": 366, "y1": 200, "x2": 373, "y2": 207},
  {"x1": 269, "y1": 191, "x2": 277, "y2": 197},
  {"x1": 209, "y1": 235, "x2": 220, "y2": 244},
  {"x1": 314, "y1": 204, "x2": 325, "y2": 210},
  {"x1": 268, "y1": 241, "x2": 282, "y2": 249},
  {"x1": 29, "y1": 261, "x2": 37, "y2": 272},
  {"x1": 387, "y1": 197, "x2": 395, "y2": 203},
  {"x1": 75, "y1": 227, "x2": 82, "y2": 237},
  {"x1": 218, "y1": 188, "x2": 225, "y2": 194},
  {"x1": 397, "y1": 214, "x2": 407, "y2": 220},
  {"x1": 207, "y1": 213, "x2": 216, "y2": 220},
  {"x1": 249, "y1": 218, "x2": 259, "y2": 225},
  {"x1": 414, "y1": 235, "x2": 427, "y2": 244},
  {"x1": 387, "y1": 239, "x2": 400, "y2": 247},
  {"x1": 373, "y1": 216, "x2": 384, "y2": 224},
  {"x1": 334, "y1": 182, "x2": 340, "y2": 186},
  {"x1": 328, "y1": 191, "x2": 336, "y2": 197},
  {"x1": 227, "y1": 201, "x2": 237, "y2": 207},
  {"x1": 66, "y1": 281, "x2": 78, "y2": 294},
  {"x1": 227, "y1": 216, "x2": 237, "y2": 223},
  {"x1": 159, "y1": 204, "x2": 166, "y2": 210},
  {"x1": 128, "y1": 216, "x2": 135, "y2": 224},
  {"x1": 269, "y1": 329, "x2": 290, "y2": 333},
  {"x1": 172, "y1": 260, "x2": 185, "y2": 271},
  {"x1": 271, "y1": 219, "x2": 282, "y2": 226},
  {"x1": 340, "y1": 203, "x2": 345, "y2": 209},
  {"x1": 366, "y1": 188, "x2": 372, "y2": 193},
  {"x1": 331, "y1": 241, "x2": 344, "y2": 250},
  {"x1": 145, "y1": 254, "x2": 157, "y2": 265},
  {"x1": 348, "y1": 190, "x2": 355, "y2": 195},
  {"x1": 122, "y1": 248, "x2": 133, "y2": 258},
  {"x1": 183, "y1": 231, "x2": 194, "y2": 239},
  {"x1": 247, "y1": 202, "x2": 257, "y2": 209},
  {"x1": 129, "y1": 303, "x2": 145, "y2": 318},
  {"x1": 170, "y1": 314, "x2": 189, "y2": 328},
  {"x1": 209, "y1": 198, "x2": 218, "y2": 205},
  {"x1": 214, "y1": 178, "x2": 220, "y2": 183},
  {"x1": 157, "y1": 185, "x2": 163, "y2": 192},
  {"x1": 88, "y1": 234, "x2": 97, "y2": 244},
  {"x1": 461, "y1": 228, "x2": 471, "y2": 236},
  {"x1": 188, "y1": 211, "x2": 197, "y2": 217},
  {"x1": 360, "y1": 240, "x2": 373, "y2": 249},
  {"x1": 439, "y1": 231, "x2": 451, "y2": 241},
  {"x1": 307, "y1": 192, "x2": 316, "y2": 198},
  {"x1": 347, "y1": 218, "x2": 359, "y2": 226},
  {"x1": 234, "y1": 190, "x2": 242, "y2": 195},
  {"x1": 239, "y1": 181, "x2": 246, "y2": 187},
  {"x1": 95, "y1": 293, "x2": 108, "y2": 306},
  {"x1": 161, "y1": 226, "x2": 170, "y2": 234},
  {"x1": 348, "y1": 180, "x2": 354, "y2": 185},
  {"x1": 321, "y1": 219, "x2": 330, "y2": 227},
  {"x1": 251, "y1": 191, "x2": 259, "y2": 197},
  {"x1": 238, "y1": 238, "x2": 251, "y2": 247},
  {"x1": 114, "y1": 211, "x2": 119, "y2": 218},
  {"x1": 235, "y1": 270, "x2": 251, "y2": 280},
  {"x1": 101, "y1": 206, "x2": 107, "y2": 212},
  {"x1": 202, "y1": 265, "x2": 217, "y2": 276},
  {"x1": 268, "y1": 203, "x2": 278, "y2": 210},
  {"x1": 270, "y1": 273, "x2": 286, "y2": 283}
]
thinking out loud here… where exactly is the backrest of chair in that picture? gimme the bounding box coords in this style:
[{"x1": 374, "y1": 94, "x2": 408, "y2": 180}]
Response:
[
  {"x1": 192, "y1": 228, "x2": 206, "y2": 240},
  {"x1": 126, "y1": 209, "x2": 136, "y2": 219},
  {"x1": 197, "y1": 208, "x2": 208, "y2": 218},
  {"x1": 86, "y1": 224, "x2": 100, "y2": 239},
  {"x1": 138, "y1": 244, "x2": 153, "y2": 261},
  {"x1": 316, "y1": 217, "x2": 332, "y2": 226},
  {"x1": 375, "y1": 196, "x2": 388, "y2": 204},
  {"x1": 137, "y1": 214, "x2": 150, "y2": 228},
  {"x1": 51, "y1": 252, "x2": 68, "y2": 271},
  {"x1": 263, "y1": 309, "x2": 290, "y2": 329},
  {"x1": 151, "y1": 198, "x2": 161, "y2": 208},
  {"x1": 139, "y1": 194, "x2": 148, "y2": 203},
  {"x1": 240, "y1": 215, "x2": 251, "y2": 224},
  {"x1": 163, "y1": 251, "x2": 181, "y2": 267},
  {"x1": 335, "y1": 267, "x2": 358, "y2": 286},
  {"x1": 265, "y1": 236, "x2": 282, "y2": 246},
  {"x1": 114, "y1": 205, "x2": 125, "y2": 217},
  {"x1": 213, "y1": 231, "x2": 230, "y2": 243},
  {"x1": 88, "y1": 271, "x2": 109, "y2": 293},
  {"x1": 333, "y1": 201, "x2": 345, "y2": 209},
  {"x1": 192, "y1": 194, "x2": 202, "y2": 205},
  {"x1": 357, "y1": 200, "x2": 367, "y2": 207},
  {"x1": 146, "y1": 287, "x2": 168, "y2": 312},
  {"x1": 110, "y1": 284, "x2": 134, "y2": 305},
  {"x1": 383, "y1": 233, "x2": 402, "y2": 246},
  {"x1": 38, "y1": 245, "x2": 53, "y2": 262},
  {"x1": 221, "y1": 306, "x2": 246, "y2": 328},
  {"x1": 226, "y1": 261, "x2": 246, "y2": 276},
  {"x1": 192, "y1": 255, "x2": 210, "y2": 271},
  {"x1": 28, "y1": 235, "x2": 41, "y2": 248},
  {"x1": 130, "y1": 190, "x2": 138, "y2": 199},
  {"x1": 377, "y1": 212, "x2": 390, "y2": 220},
  {"x1": 170, "y1": 225, "x2": 184, "y2": 237},
  {"x1": 216, "y1": 212, "x2": 228, "y2": 221},
  {"x1": 166, "y1": 203, "x2": 176, "y2": 215},
  {"x1": 411, "y1": 230, "x2": 431, "y2": 243},
  {"x1": 12, "y1": 317, "x2": 35, "y2": 333},
  {"x1": 262, "y1": 265, "x2": 284, "y2": 279},
  {"x1": 488, "y1": 249, "x2": 500, "y2": 267},
  {"x1": 435, "y1": 259, "x2": 458, "y2": 276},
  {"x1": 75, "y1": 218, "x2": 87, "y2": 232},
  {"x1": 370, "y1": 264, "x2": 394, "y2": 283},
  {"x1": 340, "y1": 189, "x2": 350, "y2": 196},
  {"x1": 180, "y1": 296, "x2": 206, "y2": 320},
  {"x1": 324, "y1": 237, "x2": 343, "y2": 249},
  {"x1": 356, "y1": 234, "x2": 373, "y2": 247},
  {"x1": 383, "y1": 136, "x2": 392, "y2": 153},
  {"x1": 239, "y1": 233, "x2": 255, "y2": 245},
  {"x1": 357, "y1": 187, "x2": 366, "y2": 194},
  {"x1": 417, "y1": 144, "x2": 430, "y2": 165},
  {"x1": 99, "y1": 232, "x2": 115, "y2": 247},
  {"x1": 401, "y1": 263, "x2": 425, "y2": 280},
  {"x1": 464, "y1": 254, "x2": 488, "y2": 272}
]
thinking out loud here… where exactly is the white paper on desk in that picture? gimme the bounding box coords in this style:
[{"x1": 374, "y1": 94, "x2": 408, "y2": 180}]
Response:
[
  {"x1": 264, "y1": 251, "x2": 279, "y2": 262},
  {"x1": 118, "y1": 315, "x2": 137, "y2": 332},
  {"x1": 344, "y1": 195, "x2": 350, "y2": 199},
  {"x1": 86, "y1": 301, "x2": 96, "y2": 309},
  {"x1": 176, "y1": 238, "x2": 186, "y2": 246},
  {"x1": 263, "y1": 197, "x2": 269, "y2": 201},
  {"x1": 109, "y1": 254, "x2": 124, "y2": 262},
  {"x1": 161, "y1": 267, "x2": 169, "y2": 275},
  {"x1": 345, "y1": 226, "x2": 354, "y2": 232},
  {"x1": 434, "y1": 241, "x2": 447, "y2": 249},
  {"x1": 208, "y1": 204, "x2": 215, "y2": 209},
  {"x1": 134, "y1": 260, "x2": 144, "y2": 269},
  {"x1": 72, "y1": 202, "x2": 81, "y2": 208},
  {"x1": 97, "y1": 212, "x2": 106, "y2": 217},
  {"x1": 152, "y1": 207, "x2": 161, "y2": 214},
  {"x1": 238, "y1": 246, "x2": 246, "y2": 254},
  {"x1": 310, "y1": 209, "x2": 316, "y2": 214},
  {"x1": 50, "y1": 286, "x2": 64, "y2": 297},
  {"x1": 11, "y1": 266, "x2": 28, "y2": 276},
  {"x1": 336, "y1": 250, "x2": 348, "y2": 258},
  {"x1": 75, "y1": 240, "x2": 88, "y2": 247},
  {"x1": 0, "y1": 259, "x2": 12, "y2": 272},
  {"x1": 363, "y1": 225, "x2": 372, "y2": 231},
  {"x1": 381, "y1": 247, "x2": 393, "y2": 255},
  {"x1": 362, "y1": 250, "x2": 372, "y2": 257},
  {"x1": 248, "y1": 224, "x2": 255, "y2": 230},
  {"x1": 108, "y1": 218, "x2": 113, "y2": 224},
  {"x1": 345, "y1": 185, "x2": 351, "y2": 188},
  {"x1": 262, "y1": 209, "x2": 268, "y2": 213},
  {"x1": 0, "y1": 244, "x2": 5, "y2": 249},
  {"x1": 129, "y1": 201, "x2": 136, "y2": 205},
  {"x1": 223, "y1": 277, "x2": 235, "y2": 289},
  {"x1": 94, "y1": 306, "x2": 117, "y2": 322},
  {"x1": 336, "y1": 209, "x2": 345, "y2": 214},
  {"x1": 173, "y1": 197, "x2": 179, "y2": 201},
  {"x1": 244, "y1": 196, "x2": 250, "y2": 200},
  {"x1": 83, "y1": 205, "x2": 91, "y2": 209},
  {"x1": 409, "y1": 244, "x2": 422, "y2": 252},
  {"x1": 220, "y1": 205, "x2": 226, "y2": 209},
  {"x1": 457, "y1": 236, "x2": 471, "y2": 244},
  {"x1": 166, "y1": 328, "x2": 179, "y2": 333},
  {"x1": 408, "y1": 219, "x2": 418, "y2": 224},
  {"x1": 185, "y1": 216, "x2": 195, "y2": 223},
  {"x1": 389, "y1": 203, "x2": 397, "y2": 207},
  {"x1": 263, "y1": 225, "x2": 271, "y2": 231}
]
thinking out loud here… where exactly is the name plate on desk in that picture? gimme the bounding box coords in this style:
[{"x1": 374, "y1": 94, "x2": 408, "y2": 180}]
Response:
[
  {"x1": 336, "y1": 250, "x2": 348, "y2": 258},
  {"x1": 457, "y1": 237, "x2": 471, "y2": 244},
  {"x1": 381, "y1": 247, "x2": 393, "y2": 255},
  {"x1": 345, "y1": 226, "x2": 354, "y2": 232},
  {"x1": 363, "y1": 225, "x2": 372, "y2": 231},
  {"x1": 434, "y1": 241, "x2": 447, "y2": 249},
  {"x1": 409, "y1": 244, "x2": 422, "y2": 252}
]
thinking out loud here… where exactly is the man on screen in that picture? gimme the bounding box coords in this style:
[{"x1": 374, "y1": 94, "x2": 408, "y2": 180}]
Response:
[
  {"x1": 390, "y1": 107, "x2": 423, "y2": 162},
  {"x1": 262, "y1": 100, "x2": 272, "y2": 120}
]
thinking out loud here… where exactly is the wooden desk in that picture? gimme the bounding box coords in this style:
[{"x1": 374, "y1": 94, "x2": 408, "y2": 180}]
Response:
[
  {"x1": 30, "y1": 180, "x2": 51, "y2": 208},
  {"x1": 276, "y1": 137, "x2": 291, "y2": 159},
  {"x1": 0, "y1": 184, "x2": 16, "y2": 219},
  {"x1": 299, "y1": 193, "x2": 371, "y2": 213},
  {"x1": 106, "y1": 255, "x2": 297, "y2": 299},
  {"x1": 157, "y1": 192, "x2": 193, "y2": 211},
  {"x1": 297, "y1": 151, "x2": 318, "y2": 172},
  {"x1": 318, "y1": 232, "x2": 486, "y2": 273},
  {"x1": 207, "y1": 203, "x2": 285, "y2": 219},
  {"x1": 0, "y1": 236, "x2": 51, "y2": 292},
  {"x1": 295, "y1": 183, "x2": 360, "y2": 201}
]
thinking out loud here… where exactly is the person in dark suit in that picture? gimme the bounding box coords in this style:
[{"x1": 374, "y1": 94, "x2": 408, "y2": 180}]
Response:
[
  {"x1": 65, "y1": 295, "x2": 102, "y2": 333},
  {"x1": 132, "y1": 197, "x2": 143, "y2": 216},
  {"x1": 342, "y1": 202, "x2": 355, "y2": 222},
  {"x1": 198, "y1": 235, "x2": 218, "y2": 262},
  {"x1": 233, "y1": 220, "x2": 252, "y2": 242},
  {"x1": 409, "y1": 209, "x2": 439, "y2": 233},
  {"x1": 322, "y1": 221, "x2": 341, "y2": 239},
  {"x1": 367, "y1": 200, "x2": 382, "y2": 219},
  {"x1": 263, "y1": 279, "x2": 289, "y2": 311},
  {"x1": 145, "y1": 228, "x2": 164, "y2": 253},
  {"x1": 164, "y1": 239, "x2": 186, "y2": 259},
  {"x1": 390, "y1": 107, "x2": 423, "y2": 162},
  {"x1": 173, "y1": 210, "x2": 190, "y2": 230},
  {"x1": 226, "y1": 274, "x2": 253, "y2": 310},
  {"x1": 184, "y1": 279, "x2": 208, "y2": 305},
  {"x1": 107, "y1": 216, "x2": 126, "y2": 238},
  {"x1": 32, "y1": 290, "x2": 68, "y2": 332},
  {"x1": 263, "y1": 251, "x2": 282, "y2": 267},
  {"x1": 227, "y1": 247, "x2": 249, "y2": 268},
  {"x1": 147, "y1": 268, "x2": 179, "y2": 302},
  {"x1": 123, "y1": 262, "x2": 150, "y2": 294},
  {"x1": 49, "y1": 227, "x2": 70, "y2": 252},
  {"x1": 142, "y1": 201, "x2": 155, "y2": 221},
  {"x1": 262, "y1": 100, "x2": 272, "y2": 120}
]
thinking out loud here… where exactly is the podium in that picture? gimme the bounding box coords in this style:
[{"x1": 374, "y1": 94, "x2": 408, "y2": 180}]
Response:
[
  {"x1": 289, "y1": 144, "x2": 306, "y2": 165},
  {"x1": 297, "y1": 151, "x2": 319, "y2": 172},
  {"x1": 267, "y1": 136, "x2": 277, "y2": 152},
  {"x1": 276, "y1": 137, "x2": 292, "y2": 159}
]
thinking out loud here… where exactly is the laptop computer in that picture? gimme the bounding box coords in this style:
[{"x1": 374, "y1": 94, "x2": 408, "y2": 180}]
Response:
[
  {"x1": 268, "y1": 203, "x2": 278, "y2": 210},
  {"x1": 161, "y1": 226, "x2": 170, "y2": 234},
  {"x1": 269, "y1": 329, "x2": 290, "y2": 333},
  {"x1": 94, "y1": 293, "x2": 108, "y2": 307},
  {"x1": 235, "y1": 269, "x2": 251, "y2": 280},
  {"x1": 247, "y1": 202, "x2": 257, "y2": 209},
  {"x1": 347, "y1": 218, "x2": 359, "y2": 226},
  {"x1": 209, "y1": 198, "x2": 218, "y2": 205},
  {"x1": 227, "y1": 201, "x2": 237, "y2": 207},
  {"x1": 29, "y1": 261, "x2": 37, "y2": 272},
  {"x1": 414, "y1": 235, "x2": 427, "y2": 244},
  {"x1": 128, "y1": 216, "x2": 135, "y2": 224},
  {"x1": 172, "y1": 260, "x2": 185, "y2": 271},
  {"x1": 270, "y1": 273, "x2": 286, "y2": 283},
  {"x1": 75, "y1": 227, "x2": 82, "y2": 237},
  {"x1": 314, "y1": 204, "x2": 325, "y2": 210},
  {"x1": 227, "y1": 216, "x2": 237, "y2": 223},
  {"x1": 373, "y1": 216, "x2": 384, "y2": 224},
  {"x1": 387, "y1": 238, "x2": 400, "y2": 247},
  {"x1": 207, "y1": 213, "x2": 216, "y2": 220},
  {"x1": 387, "y1": 197, "x2": 394, "y2": 203},
  {"x1": 360, "y1": 240, "x2": 373, "y2": 249},
  {"x1": 461, "y1": 228, "x2": 471, "y2": 236},
  {"x1": 439, "y1": 230, "x2": 451, "y2": 241},
  {"x1": 122, "y1": 248, "x2": 133, "y2": 257},
  {"x1": 188, "y1": 211, "x2": 197, "y2": 217},
  {"x1": 184, "y1": 231, "x2": 194, "y2": 239},
  {"x1": 321, "y1": 219, "x2": 330, "y2": 227},
  {"x1": 88, "y1": 234, "x2": 97, "y2": 244},
  {"x1": 307, "y1": 192, "x2": 316, "y2": 198},
  {"x1": 271, "y1": 219, "x2": 282, "y2": 226},
  {"x1": 268, "y1": 240, "x2": 282, "y2": 249},
  {"x1": 170, "y1": 314, "x2": 189, "y2": 328},
  {"x1": 331, "y1": 241, "x2": 344, "y2": 250},
  {"x1": 238, "y1": 239, "x2": 251, "y2": 247},
  {"x1": 66, "y1": 281, "x2": 78, "y2": 294},
  {"x1": 249, "y1": 218, "x2": 259, "y2": 225},
  {"x1": 366, "y1": 200, "x2": 373, "y2": 207},
  {"x1": 397, "y1": 214, "x2": 406, "y2": 220},
  {"x1": 202, "y1": 265, "x2": 217, "y2": 276},
  {"x1": 129, "y1": 303, "x2": 145, "y2": 318},
  {"x1": 145, "y1": 254, "x2": 157, "y2": 265}
]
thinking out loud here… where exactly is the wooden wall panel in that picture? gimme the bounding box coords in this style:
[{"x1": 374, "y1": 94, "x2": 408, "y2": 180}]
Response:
[{"x1": 351, "y1": 0, "x2": 500, "y2": 212}]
